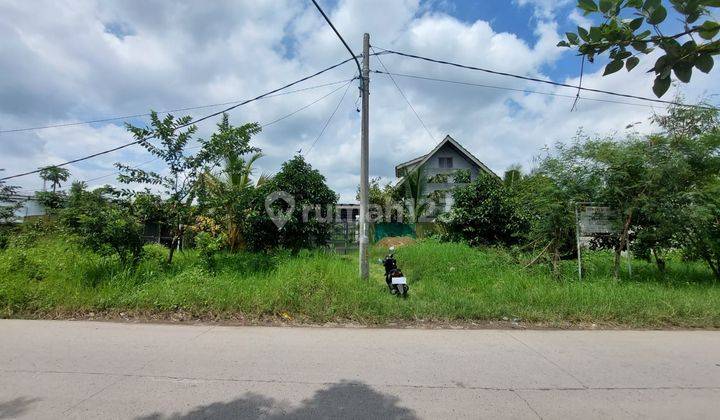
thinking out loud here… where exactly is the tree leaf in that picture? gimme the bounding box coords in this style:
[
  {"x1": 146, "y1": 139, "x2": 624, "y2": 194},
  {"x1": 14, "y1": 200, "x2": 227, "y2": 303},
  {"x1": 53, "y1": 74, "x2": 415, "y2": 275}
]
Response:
[
  {"x1": 695, "y1": 54, "x2": 714, "y2": 73},
  {"x1": 578, "y1": 26, "x2": 590, "y2": 42},
  {"x1": 557, "y1": 41, "x2": 572, "y2": 47},
  {"x1": 589, "y1": 26, "x2": 603, "y2": 41},
  {"x1": 698, "y1": 21, "x2": 720, "y2": 40},
  {"x1": 628, "y1": 17, "x2": 644, "y2": 30},
  {"x1": 631, "y1": 41, "x2": 648, "y2": 52},
  {"x1": 578, "y1": 0, "x2": 598, "y2": 12},
  {"x1": 673, "y1": 61, "x2": 693, "y2": 83},
  {"x1": 604, "y1": 59, "x2": 624, "y2": 75},
  {"x1": 647, "y1": 5, "x2": 667, "y2": 25},
  {"x1": 652, "y1": 75, "x2": 671, "y2": 97},
  {"x1": 599, "y1": 0, "x2": 613, "y2": 13},
  {"x1": 626, "y1": 56, "x2": 640, "y2": 71},
  {"x1": 566, "y1": 32, "x2": 580, "y2": 45}
]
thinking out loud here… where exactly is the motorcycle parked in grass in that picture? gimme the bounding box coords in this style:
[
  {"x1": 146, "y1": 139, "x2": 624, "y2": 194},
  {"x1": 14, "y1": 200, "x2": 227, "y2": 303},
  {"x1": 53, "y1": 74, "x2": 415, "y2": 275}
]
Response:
[{"x1": 380, "y1": 247, "x2": 409, "y2": 298}]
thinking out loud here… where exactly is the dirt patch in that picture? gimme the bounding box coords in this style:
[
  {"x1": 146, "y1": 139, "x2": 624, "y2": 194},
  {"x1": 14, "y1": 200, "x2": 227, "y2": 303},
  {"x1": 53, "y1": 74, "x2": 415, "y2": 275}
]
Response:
[{"x1": 376, "y1": 236, "x2": 416, "y2": 249}]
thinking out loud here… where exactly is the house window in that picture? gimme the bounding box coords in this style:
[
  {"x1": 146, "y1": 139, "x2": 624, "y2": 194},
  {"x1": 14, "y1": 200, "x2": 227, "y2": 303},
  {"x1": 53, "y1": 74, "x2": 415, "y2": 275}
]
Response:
[{"x1": 439, "y1": 157, "x2": 453, "y2": 168}]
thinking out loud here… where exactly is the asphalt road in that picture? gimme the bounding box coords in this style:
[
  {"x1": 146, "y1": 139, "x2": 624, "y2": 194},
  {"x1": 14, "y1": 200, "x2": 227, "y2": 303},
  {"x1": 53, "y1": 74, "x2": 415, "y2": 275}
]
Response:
[{"x1": 1, "y1": 320, "x2": 719, "y2": 419}]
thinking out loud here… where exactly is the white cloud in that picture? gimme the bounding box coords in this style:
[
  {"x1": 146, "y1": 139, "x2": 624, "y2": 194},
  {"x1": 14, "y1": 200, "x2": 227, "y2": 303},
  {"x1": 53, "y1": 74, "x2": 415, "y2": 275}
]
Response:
[
  {"x1": 0, "y1": 0, "x2": 718, "y2": 202},
  {"x1": 514, "y1": 0, "x2": 571, "y2": 19},
  {"x1": 568, "y1": 8, "x2": 593, "y2": 28}
]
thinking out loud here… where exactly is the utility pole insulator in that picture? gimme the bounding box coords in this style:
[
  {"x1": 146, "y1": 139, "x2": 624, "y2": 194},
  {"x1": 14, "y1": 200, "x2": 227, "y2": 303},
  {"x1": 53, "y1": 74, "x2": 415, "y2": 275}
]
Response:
[{"x1": 359, "y1": 33, "x2": 370, "y2": 280}]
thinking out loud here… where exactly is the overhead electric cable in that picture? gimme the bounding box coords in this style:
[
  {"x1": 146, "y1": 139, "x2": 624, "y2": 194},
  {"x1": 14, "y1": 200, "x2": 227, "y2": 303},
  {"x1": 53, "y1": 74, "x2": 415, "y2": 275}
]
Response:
[
  {"x1": 310, "y1": 0, "x2": 363, "y2": 80},
  {"x1": 371, "y1": 46, "x2": 435, "y2": 142},
  {"x1": 372, "y1": 70, "x2": 677, "y2": 109},
  {"x1": 84, "y1": 78, "x2": 356, "y2": 184},
  {"x1": 0, "y1": 79, "x2": 354, "y2": 135},
  {"x1": 1, "y1": 57, "x2": 356, "y2": 182},
  {"x1": 372, "y1": 46, "x2": 718, "y2": 111},
  {"x1": 305, "y1": 79, "x2": 354, "y2": 155}
]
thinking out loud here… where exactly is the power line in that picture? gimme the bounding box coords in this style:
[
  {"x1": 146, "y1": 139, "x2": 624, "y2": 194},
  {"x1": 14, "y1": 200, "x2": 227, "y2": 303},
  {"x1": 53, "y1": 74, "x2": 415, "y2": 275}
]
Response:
[
  {"x1": 371, "y1": 70, "x2": 675, "y2": 109},
  {"x1": 0, "y1": 79, "x2": 354, "y2": 135},
  {"x1": 1, "y1": 57, "x2": 356, "y2": 182},
  {"x1": 305, "y1": 79, "x2": 354, "y2": 155},
  {"x1": 84, "y1": 79, "x2": 356, "y2": 184},
  {"x1": 371, "y1": 46, "x2": 435, "y2": 142},
  {"x1": 372, "y1": 46, "x2": 718, "y2": 111},
  {"x1": 310, "y1": 0, "x2": 362, "y2": 81},
  {"x1": 261, "y1": 78, "x2": 355, "y2": 128}
]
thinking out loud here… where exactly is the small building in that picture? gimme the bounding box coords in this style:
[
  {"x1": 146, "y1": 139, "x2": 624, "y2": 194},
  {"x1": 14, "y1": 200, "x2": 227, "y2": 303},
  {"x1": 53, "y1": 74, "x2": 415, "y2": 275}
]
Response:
[
  {"x1": 394, "y1": 135, "x2": 498, "y2": 213},
  {"x1": 0, "y1": 192, "x2": 46, "y2": 223}
]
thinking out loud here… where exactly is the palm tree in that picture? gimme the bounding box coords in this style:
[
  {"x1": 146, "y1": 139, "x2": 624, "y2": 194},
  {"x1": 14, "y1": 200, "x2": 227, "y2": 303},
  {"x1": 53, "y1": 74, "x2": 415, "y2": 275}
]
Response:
[
  {"x1": 202, "y1": 151, "x2": 267, "y2": 251},
  {"x1": 39, "y1": 166, "x2": 70, "y2": 193},
  {"x1": 400, "y1": 166, "x2": 429, "y2": 224},
  {"x1": 503, "y1": 164, "x2": 523, "y2": 188}
]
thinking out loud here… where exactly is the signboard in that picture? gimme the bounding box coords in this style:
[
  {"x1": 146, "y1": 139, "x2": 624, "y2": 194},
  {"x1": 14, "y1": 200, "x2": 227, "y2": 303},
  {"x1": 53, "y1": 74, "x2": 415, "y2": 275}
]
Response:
[
  {"x1": 576, "y1": 204, "x2": 617, "y2": 237},
  {"x1": 574, "y1": 202, "x2": 624, "y2": 281}
]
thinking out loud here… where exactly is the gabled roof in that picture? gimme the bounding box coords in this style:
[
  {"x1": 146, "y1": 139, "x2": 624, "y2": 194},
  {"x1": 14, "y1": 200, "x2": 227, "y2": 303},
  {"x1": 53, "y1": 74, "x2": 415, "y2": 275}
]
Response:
[{"x1": 394, "y1": 135, "x2": 498, "y2": 179}]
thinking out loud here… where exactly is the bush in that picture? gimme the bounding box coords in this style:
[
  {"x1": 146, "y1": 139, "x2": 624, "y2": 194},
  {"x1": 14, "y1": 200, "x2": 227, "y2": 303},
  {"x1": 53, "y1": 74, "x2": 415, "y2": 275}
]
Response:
[
  {"x1": 60, "y1": 186, "x2": 144, "y2": 265},
  {"x1": 453, "y1": 169, "x2": 471, "y2": 183},
  {"x1": 440, "y1": 174, "x2": 528, "y2": 247},
  {"x1": 195, "y1": 231, "x2": 226, "y2": 270}
]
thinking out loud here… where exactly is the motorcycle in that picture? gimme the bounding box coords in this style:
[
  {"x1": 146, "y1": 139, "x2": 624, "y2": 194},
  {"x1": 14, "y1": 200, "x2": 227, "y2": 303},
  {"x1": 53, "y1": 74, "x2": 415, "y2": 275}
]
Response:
[{"x1": 380, "y1": 247, "x2": 409, "y2": 298}]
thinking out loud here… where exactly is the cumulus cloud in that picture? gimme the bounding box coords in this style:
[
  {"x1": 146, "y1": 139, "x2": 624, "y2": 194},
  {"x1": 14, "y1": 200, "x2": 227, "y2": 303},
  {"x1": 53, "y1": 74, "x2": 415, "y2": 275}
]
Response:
[
  {"x1": 514, "y1": 0, "x2": 572, "y2": 19},
  {"x1": 0, "y1": 0, "x2": 717, "y2": 201}
]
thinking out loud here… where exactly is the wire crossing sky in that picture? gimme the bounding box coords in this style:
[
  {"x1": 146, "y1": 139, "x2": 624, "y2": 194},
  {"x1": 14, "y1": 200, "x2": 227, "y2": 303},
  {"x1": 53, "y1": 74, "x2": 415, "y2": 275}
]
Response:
[{"x1": 1, "y1": 0, "x2": 718, "y2": 201}]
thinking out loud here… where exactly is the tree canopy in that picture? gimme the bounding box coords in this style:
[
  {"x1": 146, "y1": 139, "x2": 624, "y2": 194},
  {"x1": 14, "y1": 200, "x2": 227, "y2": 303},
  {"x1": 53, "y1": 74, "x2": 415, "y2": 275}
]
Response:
[{"x1": 559, "y1": 0, "x2": 720, "y2": 97}]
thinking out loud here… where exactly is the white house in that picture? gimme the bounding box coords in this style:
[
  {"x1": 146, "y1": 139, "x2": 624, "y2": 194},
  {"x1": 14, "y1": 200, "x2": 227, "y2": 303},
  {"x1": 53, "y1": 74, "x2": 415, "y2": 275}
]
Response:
[{"x1": 394, "y1": 135, "x2": 498, "y2": 212}]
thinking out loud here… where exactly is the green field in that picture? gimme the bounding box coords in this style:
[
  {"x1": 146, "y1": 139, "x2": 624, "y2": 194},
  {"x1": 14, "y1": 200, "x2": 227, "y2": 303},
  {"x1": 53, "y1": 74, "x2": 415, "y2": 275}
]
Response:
[{"x1": 1, "y1": 235, "x2": 719, "y2": 328}]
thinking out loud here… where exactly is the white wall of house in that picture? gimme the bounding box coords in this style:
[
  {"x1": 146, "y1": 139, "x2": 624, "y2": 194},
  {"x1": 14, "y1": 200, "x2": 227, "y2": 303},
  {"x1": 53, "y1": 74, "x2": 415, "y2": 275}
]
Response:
[{"x1": 420, "y1": 143, "x2": 479, "y2": 212}]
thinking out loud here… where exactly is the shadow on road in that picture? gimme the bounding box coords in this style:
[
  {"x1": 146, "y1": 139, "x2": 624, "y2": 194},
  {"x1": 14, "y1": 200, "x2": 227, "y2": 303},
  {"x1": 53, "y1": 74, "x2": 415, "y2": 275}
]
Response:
[
  {"x1": 136, "y1": 380, "x2": 417, "y2": 419},
  {"x1": 0, "y1": 397, "x2": 41, "y2": 419}
]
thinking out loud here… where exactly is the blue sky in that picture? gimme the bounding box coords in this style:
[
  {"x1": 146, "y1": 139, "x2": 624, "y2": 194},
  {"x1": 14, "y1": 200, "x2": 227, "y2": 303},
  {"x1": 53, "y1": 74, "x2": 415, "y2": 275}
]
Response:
[{"x1": 1, "y1": 0, "x2": 717, "y2": 201}]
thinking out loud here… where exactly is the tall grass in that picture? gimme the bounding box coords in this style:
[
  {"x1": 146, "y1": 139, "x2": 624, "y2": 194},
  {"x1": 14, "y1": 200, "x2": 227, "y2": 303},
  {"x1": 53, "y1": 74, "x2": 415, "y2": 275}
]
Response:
[{"x1": 1, "y1": 235, "x2": 718, "y2": 327}]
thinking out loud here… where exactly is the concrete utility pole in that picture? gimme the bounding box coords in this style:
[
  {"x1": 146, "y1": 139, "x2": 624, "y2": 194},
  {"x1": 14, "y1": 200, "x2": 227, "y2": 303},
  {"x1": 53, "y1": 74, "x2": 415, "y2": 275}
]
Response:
[{"x1": 359, "y1": 33, "x2": 370, "y2": 280}]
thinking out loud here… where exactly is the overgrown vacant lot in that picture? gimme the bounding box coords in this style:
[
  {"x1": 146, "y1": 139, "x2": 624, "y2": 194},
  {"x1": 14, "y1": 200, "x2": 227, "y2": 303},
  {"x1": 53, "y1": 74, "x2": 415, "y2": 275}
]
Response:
[{"x1": 1, "y1": 235, "x2": 719, "y2": 328}]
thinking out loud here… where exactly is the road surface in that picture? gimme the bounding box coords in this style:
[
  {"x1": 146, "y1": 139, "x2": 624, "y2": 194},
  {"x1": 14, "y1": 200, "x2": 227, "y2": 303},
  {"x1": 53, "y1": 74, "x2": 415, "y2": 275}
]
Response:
[{"x1": 1, "y1": 320, "x2": 719, "y2": 419}]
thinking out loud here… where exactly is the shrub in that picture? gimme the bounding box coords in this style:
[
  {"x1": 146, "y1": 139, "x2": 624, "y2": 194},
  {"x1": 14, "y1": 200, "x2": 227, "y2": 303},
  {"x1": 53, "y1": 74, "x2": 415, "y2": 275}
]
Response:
[
  {"x1": 60, "y1": 186, "x2": 144, "y2": 265},
  {"x1": 440, "y1": 173, "x2": 528, "y2": 247},
  {"x1": 194, "y1": 232, "x2": 226, "y2": 270},
  {"x1": 453, "y1": 169, "x2": 471, "y2": 183}
]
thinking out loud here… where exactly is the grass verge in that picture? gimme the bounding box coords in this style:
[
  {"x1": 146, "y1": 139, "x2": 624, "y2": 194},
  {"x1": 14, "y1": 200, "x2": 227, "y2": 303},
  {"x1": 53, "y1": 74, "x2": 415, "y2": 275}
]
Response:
[{"x1": 1, "y1": 235, "x2": 718, "y2": 328}]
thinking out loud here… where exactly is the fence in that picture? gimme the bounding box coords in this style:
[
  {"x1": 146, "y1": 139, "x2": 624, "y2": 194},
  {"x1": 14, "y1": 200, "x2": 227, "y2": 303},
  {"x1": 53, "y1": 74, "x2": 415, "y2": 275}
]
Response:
[{"x1": 329, "y1": 221, "x2": 358, "y2": 254}]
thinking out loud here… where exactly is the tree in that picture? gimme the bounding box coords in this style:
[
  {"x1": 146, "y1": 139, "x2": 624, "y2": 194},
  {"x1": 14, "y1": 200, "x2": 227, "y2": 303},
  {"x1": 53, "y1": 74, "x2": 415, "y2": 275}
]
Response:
[
  {"x1": 441, "y1": 173, "x2": 528, "y2": 247},
  {"x1": 356, "y1": 177, "x2": 404, "y2": 222},
  {"x1": 514, "y1": 173, "x2": 583, "y2": 274},
  {"x1": 60, "y1": 184, "x2": 144, "y2": 265},
  {"x1": 198, "y1": 115, "x2": 263, "y2": 251},
  {"x1": 398, "y1": 167, "x2": 430, "y2": 223},
  {"x1": 243, "y1": 155, "x2": 338, "y2": 251},
  {"x1": 682, "y1": 179, "x2": 720, "y2": 279},
  {"x1": 634, "y1": 103, "x2": 720, "y2": 276},
  {"x1": 120, "y1": 112, "x2": 251, "y2": 263},
  {"x1": 35, "y1": 166, "x2": 70, "y2": 213},
  {"x1": 39, "y1": 166, "x2": 70, "y2": 193},
  {"x1": 503, "y1": 164, "x2": 523, "y2": 189},
  {"x1": 0, "y1": 169, "x2": 21, "y2": 224},
  {"x1": 533, "y1": 111, "x2": 720, "y2": 278},
  {"x1": 559, "y1": 0, "x2": 720, "y2": 97}
]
